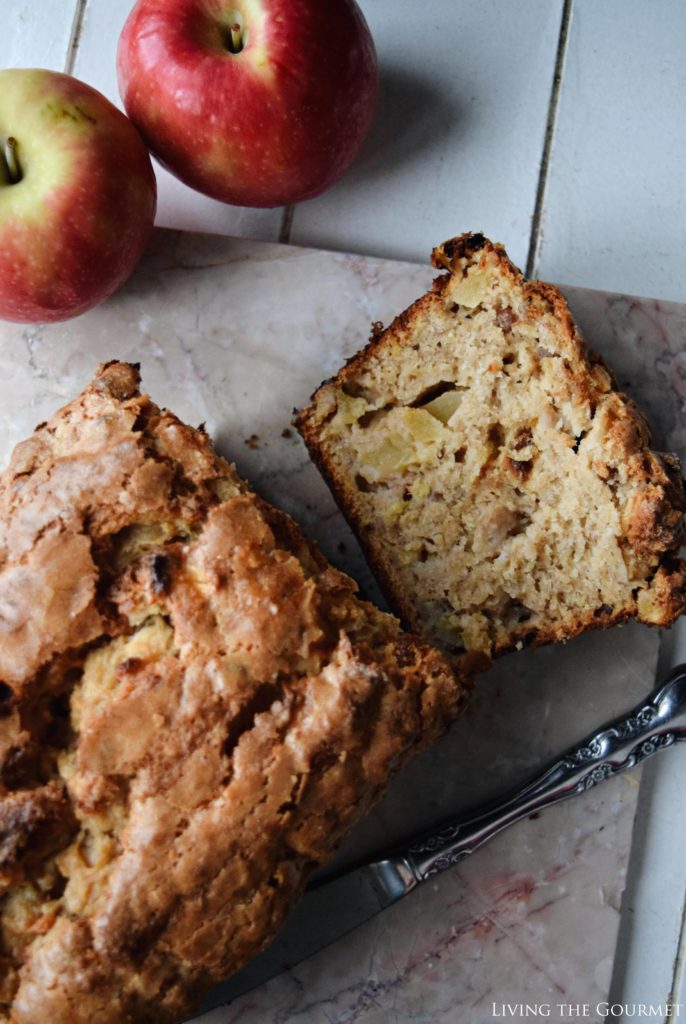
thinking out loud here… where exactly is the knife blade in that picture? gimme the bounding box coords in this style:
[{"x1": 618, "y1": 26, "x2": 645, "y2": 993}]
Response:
[
  {"x1": 193, "y1": 860, "x2": 402, "y2": 1014},
  {"x1": 194, "y1": 662, "x2": 686, "y2": 1015}
]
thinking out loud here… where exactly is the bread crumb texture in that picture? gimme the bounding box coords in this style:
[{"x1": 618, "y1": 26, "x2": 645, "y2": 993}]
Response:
[
  {"x1": 297, "y1": 233, "x2": 686, "y2": 659},
  {"x1": 0, "y1": 362, "x2": 467, "y2": 1024}
]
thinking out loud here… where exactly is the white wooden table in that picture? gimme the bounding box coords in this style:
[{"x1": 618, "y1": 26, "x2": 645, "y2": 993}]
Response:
[{"x1": 4, "y1": 1, "x2": 686, "y2": 1019}]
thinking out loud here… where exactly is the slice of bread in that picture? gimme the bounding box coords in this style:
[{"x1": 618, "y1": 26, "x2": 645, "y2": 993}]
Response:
[
  {"x1": 297, "y1": 233, "x2": 686, "y2": 661},
  {"x1": 0, "y1": 363, "x2": 467, "y2": 1024}
]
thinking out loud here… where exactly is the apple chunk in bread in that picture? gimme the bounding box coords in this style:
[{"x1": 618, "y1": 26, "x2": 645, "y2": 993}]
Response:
[{"x1": 297, "y1": 233, "x2": 686, "y2": 660}]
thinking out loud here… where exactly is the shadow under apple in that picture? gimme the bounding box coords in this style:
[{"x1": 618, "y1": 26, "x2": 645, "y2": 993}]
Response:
[{"x1": 319, "y1": 63, "x2": 463, "y2": 190}]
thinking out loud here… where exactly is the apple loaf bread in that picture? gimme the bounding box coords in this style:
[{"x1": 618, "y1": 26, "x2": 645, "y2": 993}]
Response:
[
  {"x1": 0, "y1": 362, "x2": 468, "y2": 1024},
  {"x1": 297, "y1": 233, "x2": 686, "y2": 659}
]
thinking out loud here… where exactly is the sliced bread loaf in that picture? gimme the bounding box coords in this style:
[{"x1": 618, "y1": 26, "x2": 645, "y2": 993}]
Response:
[
  {"x1": 297, "y1": 233, "x2": 686, "y2": 660},
  {"x1": 0, "y1": 362, "x2": 467, "y2": 1024}
]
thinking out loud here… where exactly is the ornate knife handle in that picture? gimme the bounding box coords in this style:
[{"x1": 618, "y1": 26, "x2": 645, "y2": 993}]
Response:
[{"x1": 372, "y1": 664, "x2": 686, "y2": 901}]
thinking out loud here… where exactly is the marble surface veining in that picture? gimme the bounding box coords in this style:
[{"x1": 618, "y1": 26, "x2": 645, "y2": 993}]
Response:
[{"x1": 1, "y1": 230, "x2": 684, "y2": 1024}]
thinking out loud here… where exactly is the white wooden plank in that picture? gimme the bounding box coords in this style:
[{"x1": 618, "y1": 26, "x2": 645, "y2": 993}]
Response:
[
  {"x1": 2, "y1": 0, "x2": 79, "y2": 71},
  {"x1": 70, "y1": 0, "x2": 284, "y2": 241},
  {"x1": 535, "y1": 0, "x2": 686, "y2": 302},
  {"x1": 673, "y1": 908, "x2": 686, "y2": 1018},
  {"x1": 609, "y1": 615, "x2": 686, "y2": 1017},
  {"x1": 609, "y1": 751, "x2": 686, "y2": 1015},
  {"x1": 289, "y1": 0, "x2": 564, "y2": 269}
]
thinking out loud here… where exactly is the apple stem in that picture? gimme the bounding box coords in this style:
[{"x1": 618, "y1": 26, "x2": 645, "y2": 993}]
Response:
[
  {"x1": 228, "y1": 22, "x2": 244, "y2": 53},
  {"x1": 3, "y1": 137, "x2": 21, "y2": 184}
]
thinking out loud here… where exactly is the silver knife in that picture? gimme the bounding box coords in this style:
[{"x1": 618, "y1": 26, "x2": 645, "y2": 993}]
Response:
[{"x1": 195, "y1": 663, "x2": 686, "y2": 1016}]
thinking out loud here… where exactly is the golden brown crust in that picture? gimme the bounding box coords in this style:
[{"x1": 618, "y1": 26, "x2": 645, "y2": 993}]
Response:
[
  {"x1": 297, "y1": 233, "x2": 686, "y2": 659},
  {"x1": 0, "y1": 363, "x2": 468, "y2": 1024}
]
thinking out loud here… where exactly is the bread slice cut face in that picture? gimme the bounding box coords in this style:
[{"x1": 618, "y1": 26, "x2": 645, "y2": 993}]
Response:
[{"x1": 298, "y1": 233, "x2": 686, "y2": 660}]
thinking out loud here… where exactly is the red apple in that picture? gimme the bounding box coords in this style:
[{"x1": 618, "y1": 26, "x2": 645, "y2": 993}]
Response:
[
  {"x1": 117, "y1": 0, "x2": 378, "y2": 207},
  {"x1": 0, "y1": 69, "x2": 156, "y2": 324}
]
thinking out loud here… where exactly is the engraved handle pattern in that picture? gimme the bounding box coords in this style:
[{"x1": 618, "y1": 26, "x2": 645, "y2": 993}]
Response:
[
  {"x1": 570, "y1": 732, "x2": 676, "y2": 792},
  {"x1": 395, "y1": 666, "x2": 686, "y2": 884},
  {"x1": 563, "y1": 705, "x2": 658, "y2": 767}
]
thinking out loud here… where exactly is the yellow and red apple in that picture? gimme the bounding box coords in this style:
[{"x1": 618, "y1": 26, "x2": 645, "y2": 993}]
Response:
[
  {"x1": 0, "y1": 69, "x2": 156, "y2": 324},
  {"x1": 117, "y1": 0, "x2": 378, "y2": 207}
]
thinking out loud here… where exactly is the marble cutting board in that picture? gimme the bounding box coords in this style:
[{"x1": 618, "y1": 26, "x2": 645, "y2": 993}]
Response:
[{"x1": 2, "y1": 230, "x2": 685, "y2": 1024}]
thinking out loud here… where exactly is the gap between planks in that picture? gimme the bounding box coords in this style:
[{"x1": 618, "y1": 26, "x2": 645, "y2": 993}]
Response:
[
  {"x1": 279, "y1": 205, "x2": 295, "y2": 245},
  {"x1": 64, "y1": 0, "x2": 89, "y2": 76},
  {"x1": 525, "y1": 0, "x2": 573, "y2": 280}
]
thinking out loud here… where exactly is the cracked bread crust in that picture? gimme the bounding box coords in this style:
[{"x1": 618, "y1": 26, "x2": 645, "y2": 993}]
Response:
[
  {"x1": 0, "y1": 362, "x2": 468, "y2": 1024},
  {"x1": 297, "y1": 233, "x2": 686, "y2": 660}
]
